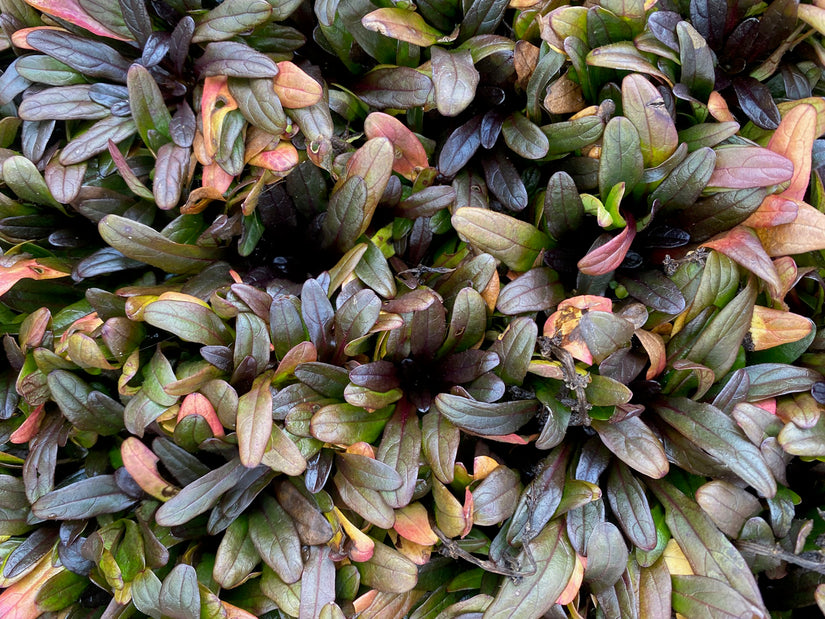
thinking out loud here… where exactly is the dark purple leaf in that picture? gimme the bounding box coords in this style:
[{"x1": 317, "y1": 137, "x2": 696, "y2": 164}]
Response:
[
  {"x1": 733, "y1": 77, "x2": 781, "y2": 130},
  {"x1": 438, "y1": 114, "x2": 483, "y2": 177}
]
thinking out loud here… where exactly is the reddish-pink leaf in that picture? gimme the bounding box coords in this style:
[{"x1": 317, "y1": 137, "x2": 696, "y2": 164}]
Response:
[
  {"x1": 121, "y1": 437, "x2": 179, "y2": 501},
  {"x1": 0, "y1": 553, "x2": 62, "y2": 618},
  {"x1": 0, "y1": 255, "x2": 70, "y2": 297},
  {"x1": 23, "y1": 0, "x2": 132, "y2": 41},
  {"x1": 202, "y1": 161, "x2": 233, "y2": 193},
  {"x1": 177, "y1": 393, "x2": 225, "y2": 437},
  {"x1": 702, "y1": 226, "x2": 782, "y2": 297},
  {"x1": 11, "y1": 26, "x2": 66, "y2": 50},
  {"x1": 364, "y1": 112, "x2": 428, "y2": 180},
  {"x1": 767, "y1": 103, "x2": 817, "y2": 201},
  {"x1": 707, "y1": 146, "x2": 793, "y2": 189},
  {"x1": 9, "y1": 403, "x2": 45, "y2": 444},
  {"x1": 577, "y1": 221, "x2": 637, "y2": 275}
]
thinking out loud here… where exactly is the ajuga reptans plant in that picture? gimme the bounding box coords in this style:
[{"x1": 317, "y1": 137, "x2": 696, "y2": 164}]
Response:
[{"x1": 4, "y1": 0, "x2": 825, "y2": 616}]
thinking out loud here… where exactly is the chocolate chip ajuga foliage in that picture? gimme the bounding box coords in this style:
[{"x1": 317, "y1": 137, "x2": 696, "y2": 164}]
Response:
[{"x1": 3, "y1": 0, "x2": 825, "y2": 615}]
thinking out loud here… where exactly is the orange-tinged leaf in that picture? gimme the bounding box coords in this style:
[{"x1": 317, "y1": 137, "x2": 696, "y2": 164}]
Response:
[
  {"x1": 472, "y1": 455, "x2": 499, "y2": 480},
  {"x1": 272, "y1": 61, "x2": 323, "y2": 109},
  {"x1": 221, "y1": 601, "x2": 258, "y2": 619},
  {"x1": 767, "y1": 103, "x2": 817, "y2": 200},
  {"x1": 577, "y1": 221, "x2": 636, "y2": 275},
  {"x1": 121, "y1": 437, "x2": 179, "y2": 501},
  {"x1": 248, "y1": 141, "x2": 299, "y2": 173},
  {"x1": 777, "y1": 97, "x2": 825, "y2": 138},
  {"x1": 346, "y1": 442, "x2": 375, "y2": 458},
  {"x1": 0, "y1": 256, "x2": 70, "y2": 297},
  {"x1": 353, "y1": 590, "x2": 379, "y2": 614},
  {"x1": 273, "y1": 341, "x2": 317, "y2": 382},
  {"x1": 756, "y1": 202, "x2": 825, "y2": 256},
  {"x1": 23, "y1": 0, "x2": 132, "y2": 40},
  {"x1": 201, "y1": 76, "x2": 237, "y2": 161},
  {"x1": 749, "y1": 306, "x2": 813, "y2": 351},
  {"x1": 11, "y1": 26, "x2": 66, "y2": 50},
  {"x1": 178, "y1": 393, "x2": 225, "y2": 437},
  {"x1": 701, "y1": 226, "x2": 782, "y2": 297},
  {"x1": 202, "y1": 161, "x2": 233, "y2": 193},
  {"x1": 364, "y1": 112, "x2": 428, "y2": 180},
  {"x1": 394, "y1": 502, "x2": 439, "y2": 546},
  {"x1": 9, "y1": 403, "x2": 45, "y2": 444},
  {"x1": 772, "y1": 256, "x2": 798, "y2": 304},
  {"x1": 635, "y1": 329, "x2": 667, "y2": 379},
  {"x1": 556, "y1": 553, "x2": 585, "y2": 605},
  {"x1": 544, "y1": 295, "x2": 613, "y2": 364},
  {"x1": 708, "y1": 91, "x2": 736, "y2": 123},
  {"x1": 0, "y1": 553, "x2": 63, "y2": 618},
  {"x1": 741, "y1": 195, "x2": 798, "y2": 228}
]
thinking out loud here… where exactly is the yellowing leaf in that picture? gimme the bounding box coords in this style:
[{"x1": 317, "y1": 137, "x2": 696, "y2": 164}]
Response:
[
  {"x1": 272, "y1": 61, "x2": 323, "y2": 109},
  {"x1": 200, "y1": 76, "x2": 237, "y2": 161},
  {"x1": 0, "y1": 553, "x2": 63, "y2": 618},
  {"x1": 766, "y1": 103, "x2": 817, "y2": 201},
  {"x1": 662, "y1": 539, "x2": 694, "y2": 576},
  {"x1": 755, "y1": 202, "x2": 825, "y2": 256},
  {"x1": 555, "y1": 553, "x2": 585, "y2": 605},
  {"x1": 361, "y1": 8, "x2": 445, "y2": 47},
  {"x1": 750, "y1": 306, "x2": 813, "y2": 351},
  {"x1": 0, "y1": 255, "x2": 70, "y2": 297}
]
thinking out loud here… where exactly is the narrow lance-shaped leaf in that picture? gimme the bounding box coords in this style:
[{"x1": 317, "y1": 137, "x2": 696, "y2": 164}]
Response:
[
  {"x1": 32, "y1": 475, "x2": 135, "y2": 520},
  {"x1": 237, "y1": 371, "x2": 275, "y2": 468},
  {"x1": 127, "y1": 63, "x2": 172, "y2": 152}
]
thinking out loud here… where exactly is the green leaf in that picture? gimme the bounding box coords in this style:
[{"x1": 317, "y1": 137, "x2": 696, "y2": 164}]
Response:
[
  {"x1": 16, "y1": 55, "x2": 86, "y2": 86},
  {"x1": 472, "y1": 465, "x2": 521, "y2": 526},
  {"x1": 502, "y1": 112, "x2": 549, "y2": 159},
  {"x1": 459, "y1": 0, "x2": 508, "y2": 41},
  {"x1": 155, "y1": 458, "x2": 246, "y2": 527},
  {"x1": 2, "y1": 156, "x2": 63, "y2": 210},
  {"x1": 587, "y1": 41, "x2": 671, "y2": 83},
  {"x1": 672, "y1": 575, "x2": 765, "y2": 619},
  {"x1": 18, "y1": 85, "x2": 109, "y2": 120},
  {"x1": 452, "y1": 207, "x2": 548, "y2": 271},
  {"x1": 47, "y1": 370, "x2": 123, "y2": 434},
  {"x1": 127, "y1": 63, "x2": 172, "y2": 152},
  {"x1": 621, "y1": 74, "x2": 678, "y2": 167},
  {"x1": 599, "y1": 116, "x2": 643, "y2": 199},
  {"x1": 433, "y1": 394, "x2": 538, "y2": 436},
  {"x1": 249, "y1": 495, "x2": 303, "y2": 584},
  {"x1": 591, "y1": 417, "x2": 669, "y2": 478},
  {"x1": 195, "y1": 41, "x2": 280, "y2": 78},
  {"x1": 237, "y1": 371, "x2": 274, "y2": 467},
  {"x1": 311, "y1": 403, "x2": 394, "y2": 444},
  {"x1": 357, "y1": 540, "x2": 418, "y2": 593},
  {"x1": 59, "y1": 115, "x2": 137, "y2": 165},
  {"x1": 650, "y1": 147, "x2": 716, "y2": 212},
  {"x1": 646, "y1": 479, "x2": 768, "y2": 614},
  {"x1": 606, "y1": 462, "x2": 657, "y2": 551},
  {"x1": 676, "y1": 21, "x2": 714, "y2": 99},
  {"x1": 356, "y1": 67, "x2": 433, "y2": 110},
  {"x1": 159, "y1": 564, "x2": 200, "y2": 619},
  {"x1": 542, "y1": 116, "x2": 604, "y2": 157},
  {"x1": 143, "y1": 299, "x2": 231, "y2": 346},
  {"x1": 656, "y1": 398, "x2": 776, "y2": 498},
  {"x1": 491, "y1": 316, "x2": 538, "y2": 386},
  {"x1": 213, "y1": 515, "x2": 260, "y2": 589},
  {"x1": 228, "y1": 78, "x2": 288, "y2": 136},
  {"x1": 31, "y1": 475, "x2": 135, "y2": 520},
  {"x1": 422, "y1": 411, "x2": 459, "y2": 484},
  {"x1": 192, "y1": 0, "x2": 272, "y2": 43},
  {"x1": 584, "y1": 522, "x2": 628, "y2": 592},
  {"x1": 485, "y1": 519, "x2": 575, "y2": 618}
]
